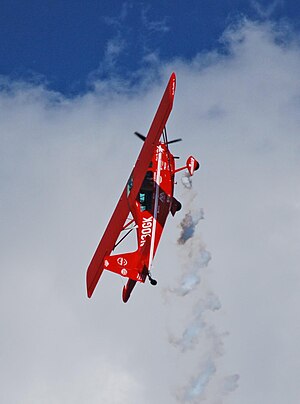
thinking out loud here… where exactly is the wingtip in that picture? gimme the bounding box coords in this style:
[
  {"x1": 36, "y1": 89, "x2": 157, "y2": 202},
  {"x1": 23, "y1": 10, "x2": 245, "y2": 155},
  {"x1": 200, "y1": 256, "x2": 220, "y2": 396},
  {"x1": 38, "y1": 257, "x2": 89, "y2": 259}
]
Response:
[
  {"x1": 169, "y1": 72, "x2": 176, "y2": 98},
  {"x1": 86, "y1": 273, "x2": 95, "y2": 298}
]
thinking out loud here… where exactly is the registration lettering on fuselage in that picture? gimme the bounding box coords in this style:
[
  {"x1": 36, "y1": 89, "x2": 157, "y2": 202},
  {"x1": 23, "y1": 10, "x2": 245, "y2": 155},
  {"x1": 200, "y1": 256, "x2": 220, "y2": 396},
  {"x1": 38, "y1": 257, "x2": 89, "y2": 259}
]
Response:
[{"x1": 140, "y1": 217, "x2": 153, "y2": 247}]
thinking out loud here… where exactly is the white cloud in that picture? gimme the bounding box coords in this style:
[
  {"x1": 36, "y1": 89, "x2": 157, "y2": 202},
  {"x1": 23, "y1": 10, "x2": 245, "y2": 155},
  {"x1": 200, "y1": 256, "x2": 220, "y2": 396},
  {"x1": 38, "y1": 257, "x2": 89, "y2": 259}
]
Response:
[
  {"x1": 104, "y1": 36, "x2": 127, "y2": 70},
  {"x1": 1, "y1": 19, "x2": 300, "y2": 404},
  {"x1": 251, "y1": 0, "x2": 284, "y2": 19},
  {"x1": 141, "y1": 4, "x2": 170, "y2": 33}
]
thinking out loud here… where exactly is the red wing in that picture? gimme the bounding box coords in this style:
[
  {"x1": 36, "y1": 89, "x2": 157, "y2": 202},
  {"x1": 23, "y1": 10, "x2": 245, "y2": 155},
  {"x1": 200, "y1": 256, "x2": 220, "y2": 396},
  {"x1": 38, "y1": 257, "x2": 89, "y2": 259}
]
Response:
[
  {"x1": 86, "y1": 72, "x2": 176, "y2": 298},
  {"x1": 86, "y1": 188, "x2": 129, "y2": 298},
  {"x1": 127, "y1": 72, "x2": 176, "y2": 206}
]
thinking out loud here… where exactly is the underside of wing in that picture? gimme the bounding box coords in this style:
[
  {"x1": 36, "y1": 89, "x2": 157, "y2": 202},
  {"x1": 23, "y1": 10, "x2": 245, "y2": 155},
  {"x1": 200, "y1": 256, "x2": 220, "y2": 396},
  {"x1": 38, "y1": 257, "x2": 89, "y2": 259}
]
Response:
[{"x1": 86, "y1": 189, "x2": 129, "y2": 298}]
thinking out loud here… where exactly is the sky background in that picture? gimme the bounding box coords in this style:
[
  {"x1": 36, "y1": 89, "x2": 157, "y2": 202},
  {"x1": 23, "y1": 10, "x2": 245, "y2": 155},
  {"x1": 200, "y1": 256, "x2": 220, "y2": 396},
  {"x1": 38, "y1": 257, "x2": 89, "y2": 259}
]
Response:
[
  {"x1": 1, "y1": 1, "x2": 300, "y2": 404},
  {"x1": 1, "y1": 0, "x2": 300, "y2": 94}
]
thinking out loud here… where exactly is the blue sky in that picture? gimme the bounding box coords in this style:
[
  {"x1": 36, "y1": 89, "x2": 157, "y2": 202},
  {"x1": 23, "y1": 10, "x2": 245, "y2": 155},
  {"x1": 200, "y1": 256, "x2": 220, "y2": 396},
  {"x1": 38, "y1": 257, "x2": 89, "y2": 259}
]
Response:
[{"x1": 1, "y1": 0, "x2": 299, "y2": 94}]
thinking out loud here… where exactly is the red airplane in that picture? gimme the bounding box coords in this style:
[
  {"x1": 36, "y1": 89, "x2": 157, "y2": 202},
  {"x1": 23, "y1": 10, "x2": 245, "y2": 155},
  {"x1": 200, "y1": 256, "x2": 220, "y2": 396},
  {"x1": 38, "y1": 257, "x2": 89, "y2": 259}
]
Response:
[{"x1": 86, "y1": 72, "x2": 199, "y2": 302}]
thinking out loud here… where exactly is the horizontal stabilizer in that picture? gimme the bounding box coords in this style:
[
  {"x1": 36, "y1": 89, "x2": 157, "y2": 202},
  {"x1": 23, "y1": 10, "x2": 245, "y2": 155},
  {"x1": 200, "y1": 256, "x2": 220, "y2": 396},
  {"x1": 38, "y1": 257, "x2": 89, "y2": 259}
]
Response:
[{"x1": 103, "y1": 252, "x2": 147, "y2": 283}]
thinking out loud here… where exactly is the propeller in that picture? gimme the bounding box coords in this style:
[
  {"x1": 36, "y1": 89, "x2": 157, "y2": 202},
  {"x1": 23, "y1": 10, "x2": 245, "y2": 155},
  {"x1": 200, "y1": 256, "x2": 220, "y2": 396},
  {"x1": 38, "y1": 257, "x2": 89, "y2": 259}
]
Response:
[
  {"x1": 134, "y1": 131, "x2": 182, "y2": 145},
  {"x1": 165, "y1": 138, "x2": 182, "y2": 145},
  {"x1": 134, "y1": 131, "x2": 146, "y2": 141}
]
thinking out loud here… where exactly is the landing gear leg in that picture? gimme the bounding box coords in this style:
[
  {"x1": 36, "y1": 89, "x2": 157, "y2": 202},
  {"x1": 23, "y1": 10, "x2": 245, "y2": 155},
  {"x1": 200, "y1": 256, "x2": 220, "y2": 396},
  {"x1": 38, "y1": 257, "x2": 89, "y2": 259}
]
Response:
[{"x1": 148, "y1": 272, "x2": 157, "y2": 286}]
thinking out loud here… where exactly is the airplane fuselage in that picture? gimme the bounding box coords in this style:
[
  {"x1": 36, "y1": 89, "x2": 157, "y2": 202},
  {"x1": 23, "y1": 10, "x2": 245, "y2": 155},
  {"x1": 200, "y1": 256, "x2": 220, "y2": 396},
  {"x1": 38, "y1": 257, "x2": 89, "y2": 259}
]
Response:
[{"x1": 121, "y1": 142, "x2": 176, "y2": 301}]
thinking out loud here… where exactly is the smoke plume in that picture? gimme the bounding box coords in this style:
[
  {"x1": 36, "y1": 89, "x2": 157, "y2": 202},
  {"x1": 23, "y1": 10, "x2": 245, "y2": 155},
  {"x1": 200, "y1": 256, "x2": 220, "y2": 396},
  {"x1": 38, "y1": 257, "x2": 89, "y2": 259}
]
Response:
[
  {"x1": 178, "y1": 209, "x2": 204, "y2": 245},
  {"x1": 168, "y1": 173, "x2": 239, "y2": 402}
]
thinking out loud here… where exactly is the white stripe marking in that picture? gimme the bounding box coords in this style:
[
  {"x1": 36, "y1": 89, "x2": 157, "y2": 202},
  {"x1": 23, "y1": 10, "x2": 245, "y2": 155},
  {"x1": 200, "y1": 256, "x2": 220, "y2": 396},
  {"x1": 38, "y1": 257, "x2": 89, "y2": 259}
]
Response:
[{"x1": 148, "y1": 146, "x2": 163, "y2": 270}]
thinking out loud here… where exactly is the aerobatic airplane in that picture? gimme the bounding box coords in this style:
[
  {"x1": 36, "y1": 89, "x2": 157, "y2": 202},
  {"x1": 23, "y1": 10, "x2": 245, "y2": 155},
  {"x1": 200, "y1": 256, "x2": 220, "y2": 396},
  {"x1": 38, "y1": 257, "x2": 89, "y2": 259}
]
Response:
[{"x1": 86, "y1": 72, "x2": 199, "y2": 302}]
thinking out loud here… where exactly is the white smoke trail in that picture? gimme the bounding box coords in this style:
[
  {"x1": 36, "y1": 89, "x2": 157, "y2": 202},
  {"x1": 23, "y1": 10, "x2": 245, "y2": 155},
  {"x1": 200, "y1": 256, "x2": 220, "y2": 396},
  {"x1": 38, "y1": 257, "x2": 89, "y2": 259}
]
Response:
[
  {"x1": 168, "y1": 173, "x2": 239, "y2": 402},
  {"x1": 178, "y1": 363, "x2": 239, "y2": 404},
  {"x1": 172, "y1": 234, "x2": 211, "y2": 296},
  {"x1": 169, "y1": 189, "x2": 211, "y2": 296},
  {"x1": 178, "y1": 209, "x2": 204, "y2": 245},
  {"x1": 181, "y1": 171, "x2": 193, "y2": 189},
  {"x1": 169, "y1": 292, "x2": 221, "y2": 352},
  {"x1": 182, "y1": 359, "x2": 216, "y2": 402}
]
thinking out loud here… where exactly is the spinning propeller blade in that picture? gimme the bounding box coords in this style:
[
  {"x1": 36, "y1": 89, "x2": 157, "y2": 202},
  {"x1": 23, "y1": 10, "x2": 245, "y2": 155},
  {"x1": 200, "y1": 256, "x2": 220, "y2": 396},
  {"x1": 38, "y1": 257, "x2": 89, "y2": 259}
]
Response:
[
  {"x1": 135, "y1": 132, "x2": 182, "y2": 145},
  {"x1": 165, "y1": 138, "x2": 182, "y2": 145},
  {"x1": 134, "y1": 131, "x2": 146, "y2": 141}
]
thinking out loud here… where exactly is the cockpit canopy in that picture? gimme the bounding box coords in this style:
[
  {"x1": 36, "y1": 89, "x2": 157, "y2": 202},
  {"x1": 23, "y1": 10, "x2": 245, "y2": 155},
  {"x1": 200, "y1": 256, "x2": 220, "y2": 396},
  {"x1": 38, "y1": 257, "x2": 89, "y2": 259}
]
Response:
[{"x1": 139, "y1": 171, "x2": 154, "y2": 212}]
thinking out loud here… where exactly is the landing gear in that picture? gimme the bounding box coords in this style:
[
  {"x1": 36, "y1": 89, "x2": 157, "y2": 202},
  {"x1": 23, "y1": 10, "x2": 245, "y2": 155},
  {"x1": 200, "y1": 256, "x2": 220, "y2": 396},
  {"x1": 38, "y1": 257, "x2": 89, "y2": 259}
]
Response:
[{"x1": 148, "y1": 272, "x2": 157, "y2": 286}]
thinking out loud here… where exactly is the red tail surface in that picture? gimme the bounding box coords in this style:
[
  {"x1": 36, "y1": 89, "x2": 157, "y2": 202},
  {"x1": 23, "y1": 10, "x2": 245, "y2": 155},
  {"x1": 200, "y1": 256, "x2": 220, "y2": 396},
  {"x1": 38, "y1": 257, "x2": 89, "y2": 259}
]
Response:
[{"x1": 103, "y1": 252, "x2": 146, "y2": 283}]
